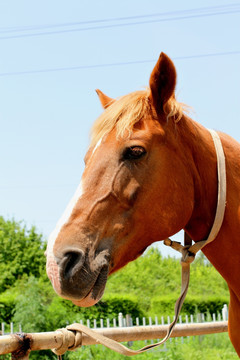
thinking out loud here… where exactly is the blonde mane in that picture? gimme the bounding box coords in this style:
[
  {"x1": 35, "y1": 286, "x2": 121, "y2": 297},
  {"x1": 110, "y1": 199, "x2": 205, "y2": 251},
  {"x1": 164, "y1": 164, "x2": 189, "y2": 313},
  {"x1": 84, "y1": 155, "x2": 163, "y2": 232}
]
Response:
[{"x1": 90, "y1": 88, "x2": 186, "y2": 147}]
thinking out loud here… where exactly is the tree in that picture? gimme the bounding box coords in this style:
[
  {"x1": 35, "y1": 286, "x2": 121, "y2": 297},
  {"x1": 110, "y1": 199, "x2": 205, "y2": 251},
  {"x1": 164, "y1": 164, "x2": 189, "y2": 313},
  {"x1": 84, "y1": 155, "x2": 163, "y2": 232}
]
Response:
[{"x1": 0, "y1": 217, "x2": 46, "y2": 293}]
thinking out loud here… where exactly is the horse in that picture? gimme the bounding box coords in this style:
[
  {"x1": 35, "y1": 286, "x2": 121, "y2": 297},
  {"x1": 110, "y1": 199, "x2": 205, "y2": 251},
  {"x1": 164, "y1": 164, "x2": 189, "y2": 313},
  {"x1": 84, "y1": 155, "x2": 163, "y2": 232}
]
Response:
[{"x1": 46, "y1": 52, "x2": 240, "y2": 355}]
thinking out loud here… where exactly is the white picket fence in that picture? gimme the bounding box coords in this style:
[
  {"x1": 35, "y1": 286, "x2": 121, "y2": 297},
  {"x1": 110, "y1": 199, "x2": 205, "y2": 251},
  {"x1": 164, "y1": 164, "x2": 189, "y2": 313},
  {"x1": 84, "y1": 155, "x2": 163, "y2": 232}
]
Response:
[{"x1": 0, "y1": 303, "x2": 228, "y2": 336}]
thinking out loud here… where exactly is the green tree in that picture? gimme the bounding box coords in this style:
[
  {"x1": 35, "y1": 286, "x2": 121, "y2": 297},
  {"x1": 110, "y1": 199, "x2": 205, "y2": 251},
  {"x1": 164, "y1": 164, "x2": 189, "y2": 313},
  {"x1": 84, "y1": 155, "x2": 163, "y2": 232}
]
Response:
[
  {"x1": 104, "y1": 247, "x2": 229, "y2": 316},
  {"x1": 0, "y1": 217, "x2": 46, "y2": 292},
  {"x1": 13, "y1": 276, "x2": 47, "y2": 332}
]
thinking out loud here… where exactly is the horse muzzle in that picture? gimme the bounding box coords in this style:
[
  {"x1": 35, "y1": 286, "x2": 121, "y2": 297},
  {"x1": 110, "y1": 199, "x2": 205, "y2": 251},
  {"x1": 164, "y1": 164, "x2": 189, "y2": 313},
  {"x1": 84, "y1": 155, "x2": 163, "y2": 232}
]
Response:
[{"x1": 46, "y1": 247, "x2": 110, "y2": 307}]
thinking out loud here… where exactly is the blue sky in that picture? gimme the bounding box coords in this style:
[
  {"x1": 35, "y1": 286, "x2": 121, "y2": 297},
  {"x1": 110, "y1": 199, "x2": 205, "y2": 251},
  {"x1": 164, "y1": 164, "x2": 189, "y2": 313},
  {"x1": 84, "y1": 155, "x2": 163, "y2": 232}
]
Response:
[{"x1": 0, "y1": 1, "x2": 240, "y2": 257}]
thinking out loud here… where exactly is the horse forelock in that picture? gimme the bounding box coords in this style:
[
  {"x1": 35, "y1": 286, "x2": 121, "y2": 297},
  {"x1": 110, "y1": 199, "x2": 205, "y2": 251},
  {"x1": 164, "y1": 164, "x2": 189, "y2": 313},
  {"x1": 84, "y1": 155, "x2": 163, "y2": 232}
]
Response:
[
  {"x1": 90, "y1": 89, "x2": 150, "y2": 147},
  {"x1": 90, "y1": 88, "x2": 188, "y2": 147}
]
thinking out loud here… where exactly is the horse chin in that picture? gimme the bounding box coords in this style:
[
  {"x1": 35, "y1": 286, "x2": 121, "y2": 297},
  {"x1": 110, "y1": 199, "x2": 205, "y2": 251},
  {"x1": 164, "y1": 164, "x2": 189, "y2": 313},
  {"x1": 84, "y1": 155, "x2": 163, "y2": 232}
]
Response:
[
  {"x1": 70, "y1": 282, "x2": 106, "y2": 307},
  {"x1": 69, "y1": 264, "x2": 109, "y2": 307},
  {"x1": 72, "y1": 292, "x2": 100, "y2": 307}
]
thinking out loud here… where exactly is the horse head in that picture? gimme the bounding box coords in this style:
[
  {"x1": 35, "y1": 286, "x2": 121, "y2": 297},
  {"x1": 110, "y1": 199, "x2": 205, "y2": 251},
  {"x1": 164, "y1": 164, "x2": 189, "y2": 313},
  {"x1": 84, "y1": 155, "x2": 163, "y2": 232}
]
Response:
[{"x1": 46, "y1": 53, "x2": 195, "y2": 307}]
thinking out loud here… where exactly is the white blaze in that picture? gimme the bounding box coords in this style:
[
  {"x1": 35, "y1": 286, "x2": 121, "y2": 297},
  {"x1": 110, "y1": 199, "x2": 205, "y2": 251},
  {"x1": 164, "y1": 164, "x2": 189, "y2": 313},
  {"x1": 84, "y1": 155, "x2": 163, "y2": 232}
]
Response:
[
  {"x1": 47, "y1": 138, "x2": 102, "y2": 258},
  {"x1": 47, "y1": 181, "x2": 84, "y2": 257}
]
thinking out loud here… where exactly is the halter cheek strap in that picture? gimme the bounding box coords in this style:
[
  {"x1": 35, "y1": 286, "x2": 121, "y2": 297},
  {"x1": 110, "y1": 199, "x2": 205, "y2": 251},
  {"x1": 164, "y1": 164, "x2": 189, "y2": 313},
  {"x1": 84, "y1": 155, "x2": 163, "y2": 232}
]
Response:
[
  {"x1": 165, "y1": 129, "x2": 226, "y2": 262},
  {"x1": 54, "y1": 129, "x2": 226, "y2": 358},
  {"x1": 163, "y1": 128, "x2": 226, "y2": 334}
]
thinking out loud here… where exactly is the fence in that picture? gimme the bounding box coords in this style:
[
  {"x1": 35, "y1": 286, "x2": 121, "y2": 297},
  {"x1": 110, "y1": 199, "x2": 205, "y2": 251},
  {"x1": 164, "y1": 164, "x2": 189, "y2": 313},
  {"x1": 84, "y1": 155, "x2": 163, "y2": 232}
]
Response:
[
  {"x1": 0, "y1": 304, "x2": 229, "y2": 359},
  {"x1": 0, "y1": 303, "x2": 229, "y2": 335}
]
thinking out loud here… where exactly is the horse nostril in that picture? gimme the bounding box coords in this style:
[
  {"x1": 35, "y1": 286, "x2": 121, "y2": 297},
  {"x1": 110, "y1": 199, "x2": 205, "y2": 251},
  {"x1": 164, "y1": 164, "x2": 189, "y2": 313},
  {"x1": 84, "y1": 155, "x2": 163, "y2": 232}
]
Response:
[{"x1": 60, "y1": 249, "x2": 85, "y2": 280}]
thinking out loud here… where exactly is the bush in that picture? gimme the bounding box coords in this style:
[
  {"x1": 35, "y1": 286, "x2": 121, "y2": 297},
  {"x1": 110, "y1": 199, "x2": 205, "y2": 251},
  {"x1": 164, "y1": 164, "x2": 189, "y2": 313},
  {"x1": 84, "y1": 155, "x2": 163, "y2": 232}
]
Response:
[
  {"x1": 48, "y1": 294, "x2": 145, "y2": 327},
  {"x1": 183, "y1": 295, "x2": 229, "y2": 316},
  {"x1": 0, "y1": 291, "x2": 16, "y2": 323},
  {"x1": 9, "y1": 277, "x2": 145, "y2": 332},
  {"x1": 12, "y1": 276, "x2": 48, "y2": 332},
  {"x1": 150, "y1": 295, "x2": 229, "y2": 318},
  {"x1": 101, "y1": 294, "x2": 145, "y2": 319}
]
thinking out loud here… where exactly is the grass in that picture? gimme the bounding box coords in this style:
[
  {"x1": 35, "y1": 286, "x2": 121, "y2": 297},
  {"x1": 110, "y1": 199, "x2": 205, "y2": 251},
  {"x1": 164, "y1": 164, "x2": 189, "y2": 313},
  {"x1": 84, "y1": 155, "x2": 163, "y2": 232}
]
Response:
[{"x1": 67, "y1": 333, "x2": 238, "y2": 360}]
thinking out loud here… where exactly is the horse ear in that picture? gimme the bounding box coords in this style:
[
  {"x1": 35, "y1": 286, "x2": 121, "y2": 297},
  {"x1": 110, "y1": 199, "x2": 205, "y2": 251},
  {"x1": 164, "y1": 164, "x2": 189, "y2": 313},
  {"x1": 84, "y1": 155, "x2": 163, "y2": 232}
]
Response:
[
  {"x1": 96, "y1": 89, "x2": 115, "y2": 109},
  {"x1": 149, "y1": 52, "x2": 177, "y2": 114}
]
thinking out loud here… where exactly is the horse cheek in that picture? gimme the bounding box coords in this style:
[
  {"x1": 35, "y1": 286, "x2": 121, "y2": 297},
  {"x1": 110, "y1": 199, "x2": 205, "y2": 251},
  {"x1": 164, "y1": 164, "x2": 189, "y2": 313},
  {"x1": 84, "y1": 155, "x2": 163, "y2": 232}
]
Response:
[
  {"x1": 122, "y1": 178, "x2": 140, "y2": 206},
  {"x1": 112, "y1": 166, "x2": 141, "y2": 207}
]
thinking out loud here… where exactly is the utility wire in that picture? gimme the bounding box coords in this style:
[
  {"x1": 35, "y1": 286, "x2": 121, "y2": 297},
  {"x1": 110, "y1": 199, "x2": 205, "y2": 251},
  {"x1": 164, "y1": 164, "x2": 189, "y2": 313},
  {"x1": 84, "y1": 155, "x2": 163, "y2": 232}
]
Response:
[
  {"x1": 0, "y1": 50, "x2": 239, "y2": 78},
  {"x1": 0, "y1": 3, "x2": 239, "y2": 34},
  {"x1": 0, "y1": 4, "x2": 240, "y2": 40}
]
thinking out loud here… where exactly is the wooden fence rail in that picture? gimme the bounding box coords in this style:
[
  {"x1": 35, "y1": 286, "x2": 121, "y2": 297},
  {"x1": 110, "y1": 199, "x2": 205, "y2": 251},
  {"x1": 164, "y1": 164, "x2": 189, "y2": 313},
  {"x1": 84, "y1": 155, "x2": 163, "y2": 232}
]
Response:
[{"x1": 0, "y1": 321, "x2": 228, "y2": 359}]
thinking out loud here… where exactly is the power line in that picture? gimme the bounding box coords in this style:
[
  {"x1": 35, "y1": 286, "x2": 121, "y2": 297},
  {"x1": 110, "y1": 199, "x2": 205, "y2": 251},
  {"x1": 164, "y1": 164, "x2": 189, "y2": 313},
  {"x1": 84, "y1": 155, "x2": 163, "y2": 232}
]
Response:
[
  {"x1": 0, "y1": 50, "x2": 239, "y2": 78},
  {"x1": 0, "y1": 4, "x2": 240, "y2": 40},
  {"x1": 0, "y1": 3, "x2": 239, "y2": 34}
]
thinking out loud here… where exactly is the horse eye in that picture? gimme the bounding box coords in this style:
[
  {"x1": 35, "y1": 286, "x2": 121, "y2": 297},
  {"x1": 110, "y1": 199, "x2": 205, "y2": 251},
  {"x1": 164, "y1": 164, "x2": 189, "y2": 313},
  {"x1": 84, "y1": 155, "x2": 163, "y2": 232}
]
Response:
[{"x1": 123, "y1": 146, "x2": 146, "y2": 160}]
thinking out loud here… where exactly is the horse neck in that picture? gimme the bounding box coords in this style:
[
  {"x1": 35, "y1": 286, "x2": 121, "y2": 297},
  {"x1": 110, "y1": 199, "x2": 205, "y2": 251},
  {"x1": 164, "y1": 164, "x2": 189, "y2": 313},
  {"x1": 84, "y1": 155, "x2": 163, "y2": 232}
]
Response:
[
  {"x1": 179, "y1": 116, "x2": 240, "y2": 294},
  {"x1": 177, "y1": 116, "x2": 220, "y2": 241}
]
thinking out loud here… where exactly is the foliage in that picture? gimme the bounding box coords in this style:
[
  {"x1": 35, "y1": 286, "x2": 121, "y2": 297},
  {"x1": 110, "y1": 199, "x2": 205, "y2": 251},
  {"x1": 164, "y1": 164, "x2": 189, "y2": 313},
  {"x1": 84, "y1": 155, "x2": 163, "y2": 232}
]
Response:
[
  {"x1": 10, "y1": 276, "x2": 144, "y2": 332},
  {"x1": 0, "y1": 217, "x2": 46, "y2": 293},
  {"x1": 66, "y1": 333, "x2": 238, "y2": 360},
  {"x1": 104, "y1": 247, "x2": 229, "y2": 316},
  {"x1": 0, "y1": 290, "x2": 16, "y2": 323},
  {"x1": 60, "y1": 293, "x2": 144, "y2": 325},
  {"x1": 150, "y1": 295, "x2": 229, "y2": 318},
  {"x1": 97, "y1": 294, "x2": 144, "y2": 320},
  {"x1": 12, "y1": 276, "x2": 50, "y2": 332}
]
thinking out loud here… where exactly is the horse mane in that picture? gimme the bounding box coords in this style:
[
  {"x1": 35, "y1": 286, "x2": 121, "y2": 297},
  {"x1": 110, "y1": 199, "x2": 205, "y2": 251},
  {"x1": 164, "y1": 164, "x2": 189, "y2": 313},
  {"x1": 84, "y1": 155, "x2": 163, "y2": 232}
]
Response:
[{"x1": 90, "y1": 88, "x2": 187, "y2": 147}]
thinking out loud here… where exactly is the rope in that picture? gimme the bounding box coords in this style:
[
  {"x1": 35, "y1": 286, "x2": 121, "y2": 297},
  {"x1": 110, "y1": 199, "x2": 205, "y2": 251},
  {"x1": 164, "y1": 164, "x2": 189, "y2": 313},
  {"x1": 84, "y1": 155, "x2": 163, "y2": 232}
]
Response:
[{"x1": 53, "y1": 327, "x2": 82, "y2": 358}]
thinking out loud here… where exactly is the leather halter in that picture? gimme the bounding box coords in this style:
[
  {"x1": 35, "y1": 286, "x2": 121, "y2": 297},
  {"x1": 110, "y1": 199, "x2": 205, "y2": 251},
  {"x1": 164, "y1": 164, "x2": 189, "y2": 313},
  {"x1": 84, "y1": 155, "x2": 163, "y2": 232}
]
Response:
[
  {"x1": 161, "y1": 130, "x2": 227, "y2": 344},
  {"x1": 55, "y1": 129, "x2": 227, "y2": 357}
]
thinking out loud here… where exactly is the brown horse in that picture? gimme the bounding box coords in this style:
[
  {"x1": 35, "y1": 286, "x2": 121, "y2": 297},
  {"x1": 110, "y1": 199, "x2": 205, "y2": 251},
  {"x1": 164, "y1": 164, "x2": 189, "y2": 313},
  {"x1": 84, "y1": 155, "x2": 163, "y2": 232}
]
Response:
[{"x1": 46, "y1": 52, "x2": 240, "y2": 355}]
